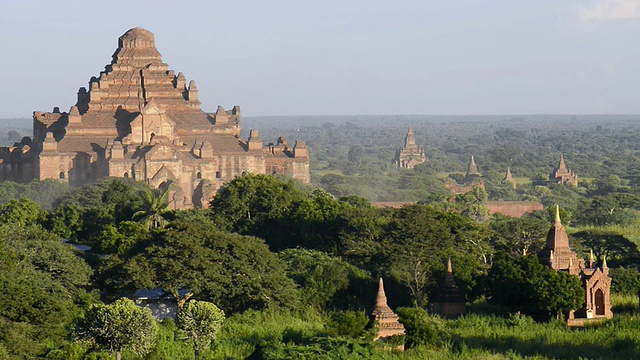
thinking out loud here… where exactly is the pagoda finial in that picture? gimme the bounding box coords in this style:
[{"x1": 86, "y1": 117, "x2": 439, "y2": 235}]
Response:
[
  {"x1": 447, "y1": 258, "x2": 453, "y2": 273},
  {"x1": 602, "y1": 255, "x2": 608, "y2": 268},
  {"x1": 590, "y1": 249, "x2": 594, "y2": 261},
  {"x1": 550, "y1": 249, "x2": 554, "y2": 260},
  {"x1": 555, "y1": 205, "x2": 561, "y2": 223},
  {"x1": 589, "y1": 249, "x2": 595, "y2": 268},
  {"x1": 569, "y1": 256, "x2": 573, "y2": 268},
  {"x1": 376, "y1": 278, "x2": 387, "y2": 308}
]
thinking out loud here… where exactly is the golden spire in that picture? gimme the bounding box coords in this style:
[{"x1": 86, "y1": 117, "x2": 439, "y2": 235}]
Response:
[
  {"x1": 550, "y1": 250, "x2": 554, "y2": 260},
  {"x1": 375, "y1": 278, "x2": 388, "y2": 309},
  {"x1": 590, "y1": 249, "x2": 594, "y2": 261},
  {"x1": 602, "y1": 255, "x2": 608, "y2": 268},
  {"x1": 569, "y1": 256, "x2": 573, "y2": 268},
  {"x1": 447, "y1": 258, "x2": 453, "y2": 273},
  {"x1": 555, "y1": 205, "x2": 561, "y2": 223}
]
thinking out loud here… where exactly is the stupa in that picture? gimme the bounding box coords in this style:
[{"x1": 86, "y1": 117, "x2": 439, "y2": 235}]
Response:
[
  {"x1": 430, "y1": 258, "x2": 466, "y2": 318},
  {"x1": 372, "y1": 278, "x2": 405, "y2": 348}
]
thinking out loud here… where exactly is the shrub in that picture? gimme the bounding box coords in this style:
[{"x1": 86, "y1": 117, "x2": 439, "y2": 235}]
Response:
[
  {"x1": 326, "y1": 310, "x2": 369, "y2": 338},
  {"x1": 395, "y1": 307, "x2": 449, "y2": 348}
]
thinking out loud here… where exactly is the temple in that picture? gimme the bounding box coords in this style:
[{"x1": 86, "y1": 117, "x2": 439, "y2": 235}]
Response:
[
  {"x1": 0, "y1": 28, "x2": 310, "y2": 209},
  {"x1": 539, "y1": 206, "x2": 612, "y2": 322},
  {"x1": 393, "y1": 126, "x2": 426, "y2": 169},
  {"x1": 549, "y1": 155, "x2": 578, "y2": 187},
  {"x1": 372, "y1": 278, "x2": 405, "y2": 348}
]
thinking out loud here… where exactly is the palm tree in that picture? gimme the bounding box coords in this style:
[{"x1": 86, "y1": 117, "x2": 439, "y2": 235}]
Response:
[{"x1": 133, "y1": 188, "x2": 172, "y2": 230}]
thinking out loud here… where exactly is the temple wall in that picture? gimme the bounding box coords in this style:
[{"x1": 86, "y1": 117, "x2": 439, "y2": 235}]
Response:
[
  {"x1": 39, "y1": 153, "x2": 73, "y2": 181},
  {"x1": 486, "y1": 201, "x2": 544, "y2": 218}
]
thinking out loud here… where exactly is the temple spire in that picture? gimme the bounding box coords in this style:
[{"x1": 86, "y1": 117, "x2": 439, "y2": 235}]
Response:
[
  {"x1": 555, "y1": 204, "x2": 561, "y2": 223},
  {"x1": 404, "y1": 126, "x2": 416, "y2": 147}
]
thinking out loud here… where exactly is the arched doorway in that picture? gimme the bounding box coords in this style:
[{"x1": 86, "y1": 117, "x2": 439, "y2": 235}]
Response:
[{"x1": 595, "y1": 289, "x2": 605, "y2": 316}]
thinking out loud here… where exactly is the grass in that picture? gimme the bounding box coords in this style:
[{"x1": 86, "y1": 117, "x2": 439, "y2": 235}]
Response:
[
  {"x1": 571, "y1": 223, "x2": 640, "y2": 246},
  {"x1": 513, "y1": 177, "x2": 531, "y2": 186},
  {"x1": 109, "y1": 297, "x2": 640, "y2": 359}
]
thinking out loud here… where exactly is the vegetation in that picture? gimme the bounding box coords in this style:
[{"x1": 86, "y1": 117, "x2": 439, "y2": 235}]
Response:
[{"x1": 3, "y1": 116, "x2": 640, "y2": 358}]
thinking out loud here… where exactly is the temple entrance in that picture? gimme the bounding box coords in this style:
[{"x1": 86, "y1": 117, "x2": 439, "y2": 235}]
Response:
[{"x1": 595, "y1": 289, "x2": 605, "y2": 316}]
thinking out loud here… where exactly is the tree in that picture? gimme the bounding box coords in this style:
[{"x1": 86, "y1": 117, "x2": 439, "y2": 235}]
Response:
[
  {"x1": 347, "y1": 144, "x2": 365, "y2": 167},
  {"x1": 0, "y1": 224, "x2": 93, "y2": 357},
  {"x1": 120, "y1": 221, "x2": 299, "y2": 313},
  {"x1": 0, "y1": 198, "x2": 48, "y2": 227},
  {"x1": 74, "y1": 298, "x2": 158, "y2": 360},
  {"x1": 209, "y1": 174, "x2": 304, "y2": 249},
  {"x1": 572, "y1": 229, "x2": 640, "y2": 267},
  {"x1": 385, "y1": 205, "x2": 455, "y2": 306},
  {"x1": 177, "y1": 300, "x2": 225, "y2": 360},
  {"x1": 534, "y1": 269, "x2": 585, "y2": 319},
  {"x1": 490, "y1": 216, "x2": 549, "y2": 257},
  {"x1": 489, "y1": 255, "x2": 584, "y2": 318},
  {"x1": 133, "y1": 188, "x2": 172, "y2": 230},
  {"x1": 279, "y1": 248, "x2": 371, "y2": 309}
]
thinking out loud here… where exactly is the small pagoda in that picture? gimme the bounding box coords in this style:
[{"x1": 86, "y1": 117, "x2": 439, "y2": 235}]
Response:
[
  {"x1": 372, "y1": 278, "x2": 405, "y2": 349},
  {"x1": 503, "y1": 167, "x2": 516, "y2": 189},
  {"x1": 430, "y1": 258, "x2": 466, "y2": 318},
  {"x1": 465, "y1": 155, "x2": 481, "y2": 181}
]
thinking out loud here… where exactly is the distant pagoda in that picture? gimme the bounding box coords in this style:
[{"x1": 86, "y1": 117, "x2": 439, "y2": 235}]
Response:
[
  {"x1": 393, "y1": 126, "x2": 427, "y2": 169},
  {"x1": 465, "y1": 155, "x2": 481, "y2": 180},
  {"x1": 504, "y1": 167, "x2": 516, "y2": 188},
  {"x1": 372, "y1": 278, "x2": 405, "y2": 348}
]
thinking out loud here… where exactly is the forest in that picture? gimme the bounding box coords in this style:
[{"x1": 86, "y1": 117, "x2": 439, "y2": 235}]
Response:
[{"x1": 1, "y1": 115, "x2": 640, "y2": 359}]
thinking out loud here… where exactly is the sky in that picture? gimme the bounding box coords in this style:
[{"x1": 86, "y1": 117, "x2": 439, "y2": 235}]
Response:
[{"x1": 1, "y1": 0, "x2": 640, "y2": 117}]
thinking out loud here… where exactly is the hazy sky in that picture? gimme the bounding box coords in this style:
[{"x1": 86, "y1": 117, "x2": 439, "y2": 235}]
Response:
[{"x1": 1, "y1": 0, "x2": 640, "y2": 117}]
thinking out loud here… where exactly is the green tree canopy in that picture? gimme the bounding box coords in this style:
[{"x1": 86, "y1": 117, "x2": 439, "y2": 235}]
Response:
[
  {"x1": 278, "y1": 248, "x2": 371, "y2": 309},
  {"x1": 572, "y1": 229, "x2": 640, "y2": 267},
  {"x1": 0, "y1": 224, "x2": 93, "y2": 358},
  {"x1": 119, "y1": 221, "x2": 299, "y2": 314},
  {"x1": 489, "y1": 255, "x2": 584, "y2": 317}
]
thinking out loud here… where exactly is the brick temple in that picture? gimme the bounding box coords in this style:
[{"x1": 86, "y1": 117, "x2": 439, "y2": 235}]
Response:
[
  {"x1": 0, "y1": 28, "x2": 310, "y2": 208},
  {"x1": 540, "y1": 206, "x2": 612, "y2": 322}
]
